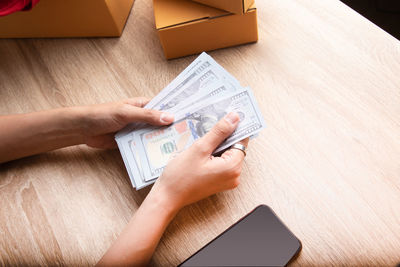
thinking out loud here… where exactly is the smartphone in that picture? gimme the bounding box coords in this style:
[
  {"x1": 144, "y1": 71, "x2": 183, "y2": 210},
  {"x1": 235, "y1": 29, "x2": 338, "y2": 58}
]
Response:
[{"x1": 179, "y1": 205, "x2": 302, "y2": 267}]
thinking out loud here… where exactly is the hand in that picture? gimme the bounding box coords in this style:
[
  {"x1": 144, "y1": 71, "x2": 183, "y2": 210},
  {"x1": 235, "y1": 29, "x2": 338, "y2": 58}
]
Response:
[
  {"x1": 97, "y1": 111, "x2": 249, "y2": 266},
  {"x1": 0, "y1": 97, "x2": 174, "y2": 163},
  {"x1": 78, "y1": 98, "x2": 174, "y2": 149},
  {"x1": 150, "y1": 111, "x2": 249, "y2": 212}
]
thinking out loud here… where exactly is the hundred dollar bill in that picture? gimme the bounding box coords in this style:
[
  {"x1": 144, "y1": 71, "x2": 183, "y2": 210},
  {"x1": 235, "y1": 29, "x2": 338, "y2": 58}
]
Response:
[
  {"x1": 115, "y1": 52, "x2": 211, "y2": 139},
  {"x1": 115, "y1": 52, "x2": 214, "y2": 188},
  {"x1": 118, "y1": 81, "x2": 238, "y2": 189},
  {"x1": 159, "y1": 68, "x2": 231, "y2": 112},
  {"x1": 117, "y1": 133, "x2": 158, "y2": 189},
  {"x1": 170, "y1": 81, "x2": 237, "y2": 114},
  {"x1": 115, "y1": 53, "x2": 241, "y2": 188},
  {"x1": 148, "y1": 52, "x2": 240, "y2": 113},
  {"x1": 147, "y1": 60, "x2": 240, "y2": 114},
  {"x1": 116, "y1": 52, "x2": 240, "y2": 140},
  {"x1": 122, "y1": 83, "x2": 236, "y2": 188},
  {"x1": 133, "y1": 87, "x2": 266, "y2": 182}
]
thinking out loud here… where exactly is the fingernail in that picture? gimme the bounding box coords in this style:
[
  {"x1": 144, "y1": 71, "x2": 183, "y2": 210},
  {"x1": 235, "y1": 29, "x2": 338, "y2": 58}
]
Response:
[
  {"x1": 224, "y1": 111, "x2": 240, "y2": 125},
  {"x1": 160, "y1": 112, "x2": 174, "y2": 123}
]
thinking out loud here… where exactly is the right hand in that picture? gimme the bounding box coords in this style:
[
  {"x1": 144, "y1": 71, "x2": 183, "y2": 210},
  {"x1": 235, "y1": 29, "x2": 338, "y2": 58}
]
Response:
[{"x1": 150, "y1": 111, "x2": 249, "y2": 212}]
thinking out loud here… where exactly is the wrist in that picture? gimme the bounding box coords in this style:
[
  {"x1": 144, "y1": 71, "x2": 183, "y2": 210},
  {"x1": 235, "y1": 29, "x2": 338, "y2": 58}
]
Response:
[
  {"x1": 146, "y1": 185, "x2": 182, "y2": 219},
  {"x1": 61, "y1": 106, "x2": 89, "y2": 145}
]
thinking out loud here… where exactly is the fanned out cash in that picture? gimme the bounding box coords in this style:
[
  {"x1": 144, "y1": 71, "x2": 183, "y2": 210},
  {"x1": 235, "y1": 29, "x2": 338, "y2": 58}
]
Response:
[{"x1": 115, "y1": 52, "x2": 266, "y2": 189}]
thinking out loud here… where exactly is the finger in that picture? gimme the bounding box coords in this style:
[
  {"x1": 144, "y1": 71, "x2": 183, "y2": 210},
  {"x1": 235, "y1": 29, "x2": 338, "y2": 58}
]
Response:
[
  {"x1": 221, "y1": 137, "x2": 249, "y2": 162},
  {"x1": 123, "y1": 97, "x2": 151, "y2": 108},
  {"x1": 123, "y1": 106, "x2": 174, "y2": 126},
  {"x1": 198, "y1": 112, "x2": 240, "y2": 154},
  {"x1": 237, "y1": 137, "x2": 249, "y2": 148}
]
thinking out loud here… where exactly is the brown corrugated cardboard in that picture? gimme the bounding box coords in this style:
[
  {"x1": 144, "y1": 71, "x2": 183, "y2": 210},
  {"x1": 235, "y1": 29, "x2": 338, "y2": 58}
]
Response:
[
  {"x1": 0, "y1": 0, "x2": 134, "y2": 38},
  {"x1": 154, "y1": 0, "x2": 258, "y2": 59},
  {"x1": 191, "y1": 0, "x2": 255, "y2": 14}
]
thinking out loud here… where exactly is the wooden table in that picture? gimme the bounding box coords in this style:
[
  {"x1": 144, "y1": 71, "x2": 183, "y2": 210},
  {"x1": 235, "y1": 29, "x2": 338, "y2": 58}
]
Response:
[{"x1": 1, "y1": 0, "x2": 399, "y2": 265}]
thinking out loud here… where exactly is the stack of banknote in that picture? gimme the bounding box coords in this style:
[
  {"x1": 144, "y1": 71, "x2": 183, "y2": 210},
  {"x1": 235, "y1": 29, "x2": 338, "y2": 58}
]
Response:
[{"x1": 115, "y1": 52, "x2": 266, "y2": 189}]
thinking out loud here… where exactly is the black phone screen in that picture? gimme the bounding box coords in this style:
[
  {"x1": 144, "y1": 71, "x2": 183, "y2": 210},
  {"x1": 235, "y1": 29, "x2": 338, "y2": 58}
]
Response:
[{"x1": 179, "y1": 205, "x2": 301, "y2": 267}]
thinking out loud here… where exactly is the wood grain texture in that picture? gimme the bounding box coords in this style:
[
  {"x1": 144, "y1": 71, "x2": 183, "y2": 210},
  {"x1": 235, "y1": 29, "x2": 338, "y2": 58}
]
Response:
[{"x1": 1, "y1": 0, "x2": 399, "y2": 265}]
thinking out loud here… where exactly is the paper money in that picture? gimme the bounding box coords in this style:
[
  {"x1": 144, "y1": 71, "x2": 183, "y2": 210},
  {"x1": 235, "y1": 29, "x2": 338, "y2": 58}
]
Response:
[
  {"x1": 115, "y1": 53, "x2": 220, "y2": 188},
  {"x1": 134, "y1": 88, "x2": 266, "y2": 182},
  {"x1": 115, "y1": 53, "x2": 210, "y2": 139},
  {"x1": 116, "y1": 53, "x2": 238, "y2": 138},
  {"x1": 115, "y1": 52, "x2": 266, "y2": 189},
  {"x1": 115, "y1": 53, "x2": 239, "y2": 184}
]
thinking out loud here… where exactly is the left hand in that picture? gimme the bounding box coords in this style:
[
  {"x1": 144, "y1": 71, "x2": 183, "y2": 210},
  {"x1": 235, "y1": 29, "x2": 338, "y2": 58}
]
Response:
[{"x1": 77, "y1": 97, "x2": 174, "y2": 149}]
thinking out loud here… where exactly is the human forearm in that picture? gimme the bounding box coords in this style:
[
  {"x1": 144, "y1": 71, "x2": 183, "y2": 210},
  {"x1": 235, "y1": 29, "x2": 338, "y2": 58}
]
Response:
[
  {"x1": 0, "y1": 107, "x2": 85, "y2": 163},
  {"x1": 0, "y1": 98, "x2": 174, "y2": 163},
  {"x1": 97, "y1": 188, "x2": 180, "y2": 266}
]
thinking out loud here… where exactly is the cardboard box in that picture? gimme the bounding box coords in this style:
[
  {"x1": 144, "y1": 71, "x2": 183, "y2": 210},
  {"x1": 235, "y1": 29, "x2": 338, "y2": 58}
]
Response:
[
  {"x1": 0, "y1": 0, "x2": 134, "y2": 38},
  {"x1": 154, "y1": 0, "x2": 258, "y2": 59},
  {"x1": 192, "y1": 0, "x2": 255, "y2": 14}
]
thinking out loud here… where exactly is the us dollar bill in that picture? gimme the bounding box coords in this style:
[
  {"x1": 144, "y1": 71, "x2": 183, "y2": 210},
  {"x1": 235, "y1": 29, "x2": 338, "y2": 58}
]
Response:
[
  {"x1": 115, "y1": 53, "x2": 241, "y2": 189},
  {"x1": 115, "y1": 53, "x2": 215, "y2": 188},
  {"x1": 150, "y1": 60, "x2": 240, "y2": 112},
  {"x1": 133, "y1": 87, "x2": 266, "y2": 182},
  {"x1": 115, "y1": 52, "x2": 238, "y2": 139},
  {"x1": 170, "y1": 82, "x2": 237, "y2": 114},
  {"x1": 160, "y1": 69, "x2": 224, "y2": 111},
  {"x1": 117, "y1": 81, "x2": 238, "y2": 189}
]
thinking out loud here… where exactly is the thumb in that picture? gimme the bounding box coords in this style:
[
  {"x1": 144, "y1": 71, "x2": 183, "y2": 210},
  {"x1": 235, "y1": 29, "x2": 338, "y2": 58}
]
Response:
[
  {"x1": 198, "y1": 111, "x2": 240, "y2": 154},
  {"x1": 122, "y1": 106, "x2": 174, "y2": 126}
]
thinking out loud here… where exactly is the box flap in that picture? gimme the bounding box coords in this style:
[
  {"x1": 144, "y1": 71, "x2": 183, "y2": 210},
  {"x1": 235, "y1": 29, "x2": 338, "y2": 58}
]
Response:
[
  {"x1": 154, "y1": 0, "x2": 229, "y2": 29},
  {"x1": 191, "y1": 0, "x2": 255, "y2": 14},
  {"x1": 192, "y1": 0, "x2": 241, "y2": 13}
]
